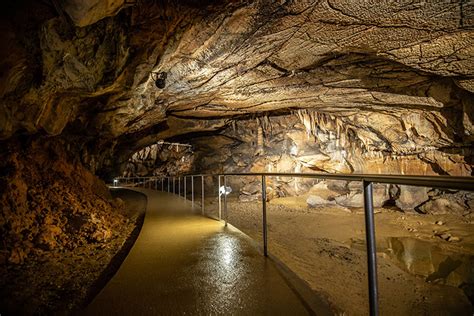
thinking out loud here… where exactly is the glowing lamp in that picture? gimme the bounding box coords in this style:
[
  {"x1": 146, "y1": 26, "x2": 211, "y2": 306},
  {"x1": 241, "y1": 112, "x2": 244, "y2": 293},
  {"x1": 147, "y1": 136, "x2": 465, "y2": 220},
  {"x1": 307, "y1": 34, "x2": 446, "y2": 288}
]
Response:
[{"x1": 219, "y1": 185, "x2": 232, "y2": 196}]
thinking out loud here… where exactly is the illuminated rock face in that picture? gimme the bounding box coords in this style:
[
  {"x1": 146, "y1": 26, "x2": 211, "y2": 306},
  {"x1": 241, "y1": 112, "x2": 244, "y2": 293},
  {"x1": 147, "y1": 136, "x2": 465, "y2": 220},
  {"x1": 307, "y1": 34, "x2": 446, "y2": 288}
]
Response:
[
  {"x1": 183, "y1": 114, "x2": 473, "y2": 213},
  {"x1": 0, "y1": 2, "x2": 473, "y2": 313},
  {"x1": 123, "y1": 142, "x2": 194, "y2": 177},
  {"x1": 189, "y1": 114, "x2": 471, "y2": 176},
  {"x1": 62, "y1": 0, "x2": 127, "y2": 27},
  {"x1": 0, "y1": 1, "x2": 473, "y2": 207},
  {"x1": 1, "y1": 1, "x2": 473, "y2": 142}
]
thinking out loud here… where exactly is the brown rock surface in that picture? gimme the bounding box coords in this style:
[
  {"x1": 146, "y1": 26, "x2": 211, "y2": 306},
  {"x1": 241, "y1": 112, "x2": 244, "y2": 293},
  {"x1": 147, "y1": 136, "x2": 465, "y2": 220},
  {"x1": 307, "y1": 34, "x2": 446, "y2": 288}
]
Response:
[
  {"x1": 0, "y1": 138, "x2": 144, "y2": 314},
  {"x1": 0, "y1": 1, "x2": 473, "y2": 314},
  {"x1": 0, "y1": 138, "x2": 127, "y2": 264},
  {"x1": 0, "y1": 1, "x2": 472, "y2": 161}
]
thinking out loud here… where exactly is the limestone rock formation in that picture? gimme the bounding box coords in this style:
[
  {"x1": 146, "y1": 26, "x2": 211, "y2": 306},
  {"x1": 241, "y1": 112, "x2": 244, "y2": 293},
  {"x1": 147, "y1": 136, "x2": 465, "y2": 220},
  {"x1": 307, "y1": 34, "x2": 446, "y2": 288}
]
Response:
[
  {"x1": 62, "y1": 0, "x2": 127, "y2": 27},
  {"x1": 0, "y1": 0, "x2": 472, "y2": 153},
  {"x1": 0, "y1": 0, "x2": 473, "y2": 259},
  {"x1": 0, "y1": 1, "x2": 473, "y2": 314}
]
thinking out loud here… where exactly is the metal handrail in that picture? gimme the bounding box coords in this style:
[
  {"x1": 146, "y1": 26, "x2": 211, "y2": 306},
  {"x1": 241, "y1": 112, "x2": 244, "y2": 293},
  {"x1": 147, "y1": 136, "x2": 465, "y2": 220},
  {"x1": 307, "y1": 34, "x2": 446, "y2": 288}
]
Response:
[
  {"x1": 178, "y1": 172, "x2": 474, "y2": 191},
  {"x1": 113, "y1": 173, "x2": 474, "y2": 316}
]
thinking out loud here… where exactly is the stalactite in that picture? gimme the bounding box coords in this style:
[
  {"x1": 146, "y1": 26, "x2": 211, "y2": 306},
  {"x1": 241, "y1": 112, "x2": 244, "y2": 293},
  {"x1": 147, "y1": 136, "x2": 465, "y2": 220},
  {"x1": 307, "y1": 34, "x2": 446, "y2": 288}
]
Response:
[
  {"x1": 255, "y1": 117, "x2": 264, "y2": 156},
  {"x1": 150, "y1": 144, "x2": 158, "y2": 162},
  {"x1": 295, "y1": 109, "x2": 388, "y2": 162},
  {"x1": 262, "y1": 114, "x2": 273, "y2": 136}
]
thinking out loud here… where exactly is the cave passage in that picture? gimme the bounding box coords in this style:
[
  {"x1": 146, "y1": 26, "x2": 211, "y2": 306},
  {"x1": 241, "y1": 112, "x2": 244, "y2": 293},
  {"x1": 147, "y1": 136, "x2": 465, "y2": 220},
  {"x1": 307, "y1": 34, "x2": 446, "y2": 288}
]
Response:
[
  {"x1": 85, "y1": 188, "x2": 311, "y2": 315},
  {"x1": 1, "y1": 0, "x2": 474, "y2": 315}
]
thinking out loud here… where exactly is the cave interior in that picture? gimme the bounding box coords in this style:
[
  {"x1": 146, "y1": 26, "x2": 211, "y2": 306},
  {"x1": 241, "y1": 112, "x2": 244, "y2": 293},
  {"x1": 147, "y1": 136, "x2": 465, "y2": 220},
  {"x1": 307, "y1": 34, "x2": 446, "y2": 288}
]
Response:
[{"x1": 0, "y1": 0, "x2": 474, "y2": 315}]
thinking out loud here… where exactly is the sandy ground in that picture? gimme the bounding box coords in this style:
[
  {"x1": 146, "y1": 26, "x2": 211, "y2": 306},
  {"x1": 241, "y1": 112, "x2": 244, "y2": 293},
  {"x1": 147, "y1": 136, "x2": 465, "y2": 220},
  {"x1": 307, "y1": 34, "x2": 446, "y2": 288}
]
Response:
[
  {"x1": 0, "y1": 189, "x2": 145, "y2": 315},
  {"x1": 201, "y1": 195, "x2": 474, "y2": 315}
]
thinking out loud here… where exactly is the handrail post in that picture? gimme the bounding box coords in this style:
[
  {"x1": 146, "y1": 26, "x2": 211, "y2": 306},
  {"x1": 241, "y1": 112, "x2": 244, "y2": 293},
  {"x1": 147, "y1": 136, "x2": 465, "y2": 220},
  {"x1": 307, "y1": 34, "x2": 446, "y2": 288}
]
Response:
[
  {"x1": 262, "y1": 175, "x2": 268, "y2": 257},
  {"x1": 173, "y1": 177, "x2": 176, "y2": 194},
  {"x1": 224, "y1": 175, "x2": 228, "y2": 227},
  {"x1": 184, "y1": 176, "x2": 187, "y2": 200},
  {"x1": 363, "y1": 180, "x2": 379, "y2": 316},
  {"x1": 191, "y1": 176, "x2": 194, "y2": 207},
  {"x1": 161, "y1": 177, "x2": 164, "y2": 191},
  {"x1": 201, "y1": 175, "x2": 205, "y2": 215},
  {"x1": 167, "y1": 177, "x2": 170, "y2": 193},
  {"x1": 218, "y1": 175, "x2": 222, "y2": 220},
  {"x1": 178, "y1": 177, "x2": 181, "y2": 196}
]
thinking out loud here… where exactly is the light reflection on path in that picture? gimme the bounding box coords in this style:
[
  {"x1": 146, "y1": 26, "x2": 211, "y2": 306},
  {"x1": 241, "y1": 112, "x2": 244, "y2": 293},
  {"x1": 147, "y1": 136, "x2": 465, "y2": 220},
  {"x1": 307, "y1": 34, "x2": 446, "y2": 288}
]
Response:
[{"x1": 85, "y1": 189, "x2": 309, "y2": 315}]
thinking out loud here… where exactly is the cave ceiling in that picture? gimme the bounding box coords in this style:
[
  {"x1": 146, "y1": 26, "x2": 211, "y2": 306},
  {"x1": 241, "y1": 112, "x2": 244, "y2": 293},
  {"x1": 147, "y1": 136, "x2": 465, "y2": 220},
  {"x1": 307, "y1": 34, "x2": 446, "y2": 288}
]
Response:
[{"x1": 0, "y1": 0, "x2": 473, "y2": 158}]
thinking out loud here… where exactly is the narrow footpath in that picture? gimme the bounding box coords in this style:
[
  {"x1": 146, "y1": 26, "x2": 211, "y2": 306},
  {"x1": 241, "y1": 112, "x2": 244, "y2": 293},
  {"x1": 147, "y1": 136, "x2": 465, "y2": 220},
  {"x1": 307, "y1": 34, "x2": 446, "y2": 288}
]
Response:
[{"x1": 85, "y1": 189, "x2": 309, "y2": 315}]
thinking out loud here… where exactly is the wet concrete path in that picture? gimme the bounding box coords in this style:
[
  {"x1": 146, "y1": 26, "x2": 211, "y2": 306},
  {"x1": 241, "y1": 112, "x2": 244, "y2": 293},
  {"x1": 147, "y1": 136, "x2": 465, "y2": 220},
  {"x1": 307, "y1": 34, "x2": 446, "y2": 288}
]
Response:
[{"x1": 85, "y1": 189, "x2": 309, "y2": 315}]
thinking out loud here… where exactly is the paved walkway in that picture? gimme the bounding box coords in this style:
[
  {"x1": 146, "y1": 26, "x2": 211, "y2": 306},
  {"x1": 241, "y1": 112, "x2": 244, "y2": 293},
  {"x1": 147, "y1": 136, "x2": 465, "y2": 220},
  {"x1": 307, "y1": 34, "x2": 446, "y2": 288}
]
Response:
[{"x1": 85, "y1": 189, "x2": 309, "y2": 315}]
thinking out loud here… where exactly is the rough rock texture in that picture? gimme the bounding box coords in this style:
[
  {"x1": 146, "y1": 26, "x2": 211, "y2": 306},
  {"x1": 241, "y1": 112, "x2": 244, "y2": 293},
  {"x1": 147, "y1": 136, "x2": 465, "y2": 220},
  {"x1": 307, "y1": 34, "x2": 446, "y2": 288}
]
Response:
[
  {"x1": 0, "y1": 0, "x2": 472, "y2": 223},
  {"x1": 184, "y1": 114, "x2": 471, "y2": 212},
  {"x1": 0, "y1": 138, "x2": 128, "y2": 265},
  {"x1": 189, "y1": 114, "x2": 473, "y2": 176},
  {"x1": 62, "y1": 0, "x2": 127, "y2": 27},
  {"x1": 123, "y1": 141, "x2": 194, "y2": 177},
  {"x1": 0, "y1": 0, "x2": 473, "y2": 313},
  {"x1": 0, "y1": 138, "x2": 142, "y2": 314},
  {"x1": 127, "y1": 113, "x2": 473, "y2": 214},
  {"x1": 0, "y1": 1, "x2": 472, "y2": 171}
]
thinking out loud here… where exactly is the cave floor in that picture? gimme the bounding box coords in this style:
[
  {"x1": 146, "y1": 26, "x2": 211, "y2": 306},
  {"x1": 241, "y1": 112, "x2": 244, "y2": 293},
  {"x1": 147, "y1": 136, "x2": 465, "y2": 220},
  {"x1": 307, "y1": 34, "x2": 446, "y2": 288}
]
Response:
[
  {"x1": 216, "y1": 197, "x2": 474, "y2": 316},
  {"x1": 84, "y1": 189, "x2": 311, "y2": 315}
]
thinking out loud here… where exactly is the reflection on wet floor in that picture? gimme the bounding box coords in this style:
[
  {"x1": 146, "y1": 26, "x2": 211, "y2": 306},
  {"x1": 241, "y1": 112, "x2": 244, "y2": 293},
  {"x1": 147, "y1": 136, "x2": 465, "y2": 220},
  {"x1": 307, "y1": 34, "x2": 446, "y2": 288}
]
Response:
[
  {"x1": 386, "y1": 237, "x2": 474, "y2": 288},
  {"x1": 85, "y1": 190, "x2": 309, "y2": 315},
  {"x1": 351, "y1": 235, "x2": 474, "y2": 304}
]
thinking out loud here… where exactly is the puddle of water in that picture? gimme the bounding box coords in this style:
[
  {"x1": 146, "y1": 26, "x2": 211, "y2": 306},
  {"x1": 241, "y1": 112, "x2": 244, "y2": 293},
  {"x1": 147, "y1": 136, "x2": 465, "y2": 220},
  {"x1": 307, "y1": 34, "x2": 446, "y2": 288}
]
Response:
[
  {"x1": 349, "y1": 236, "x2": 474, "y2": 304},
  {"x1": 385, "y1": 237, "x2": 474, "y2": 288}
]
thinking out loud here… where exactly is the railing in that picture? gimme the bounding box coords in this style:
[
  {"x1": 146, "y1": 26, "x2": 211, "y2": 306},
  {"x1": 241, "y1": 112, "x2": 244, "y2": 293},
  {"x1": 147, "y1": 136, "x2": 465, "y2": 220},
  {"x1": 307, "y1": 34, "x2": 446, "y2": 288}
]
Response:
[{"x1": 113, "y1": 173, "x2": 474, "y2": 316}]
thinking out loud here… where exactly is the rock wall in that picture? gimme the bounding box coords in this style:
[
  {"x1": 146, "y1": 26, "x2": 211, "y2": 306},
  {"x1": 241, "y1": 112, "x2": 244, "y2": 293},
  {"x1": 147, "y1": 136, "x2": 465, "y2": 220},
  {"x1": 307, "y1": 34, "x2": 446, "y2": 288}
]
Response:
[
  {"x1": 0, "y1": 138, "x2": 127, "y2": 265},
  {"x1": 193, "y1": 113, "x2": 472, "y2": 176},
  {"x1": 185, "y1": 113, "x2": 473, "y2": 214},
  {"x1": 122, "y1": 142, "x2": 194, "y2": 177},
  {"x1": 1, "y1": 1, "x2": 473, "y2": 158},
  {"x1": 0, "y1": 0, "x2": 473, "y2": 254}
]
